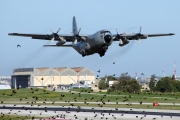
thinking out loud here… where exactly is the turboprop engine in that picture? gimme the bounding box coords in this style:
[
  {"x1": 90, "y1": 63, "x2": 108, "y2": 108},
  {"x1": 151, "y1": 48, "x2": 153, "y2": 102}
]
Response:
[
  {"x1": 56, "y1": 38, "x2": 66, "y2": 46},
  {"x1": 119, "y1": 39, "x2": 129, "y2": 47}
]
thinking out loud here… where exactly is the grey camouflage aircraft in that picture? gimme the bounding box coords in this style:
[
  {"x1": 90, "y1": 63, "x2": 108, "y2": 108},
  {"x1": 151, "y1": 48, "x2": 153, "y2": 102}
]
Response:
[{"x1": 9, "y1": 16, "x2": 175, "y2": 57}]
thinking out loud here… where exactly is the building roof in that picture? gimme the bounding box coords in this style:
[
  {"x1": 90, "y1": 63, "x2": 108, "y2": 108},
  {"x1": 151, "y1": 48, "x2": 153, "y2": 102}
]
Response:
[
  {"x1": 54, "y1": 67, "x2": 68, "y2": 72},
  {"x1": 71, "y1": 67, "x2": 84, "y2": 73},
  {"x1": 36, "y1": 67, "x2": 49, "y2": 72},
  {"x1": 12, "y1": 67, "x2": 95, "y2": 76}
]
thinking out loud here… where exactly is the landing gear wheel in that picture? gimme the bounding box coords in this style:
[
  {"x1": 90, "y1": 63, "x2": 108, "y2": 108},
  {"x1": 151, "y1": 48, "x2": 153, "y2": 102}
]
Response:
[
  {"x1": 82, "y1": 51, "x2": 86, "y2": 57},
  {"x1": 99, "y1": 51, "x2": 105, "y2": 57}
]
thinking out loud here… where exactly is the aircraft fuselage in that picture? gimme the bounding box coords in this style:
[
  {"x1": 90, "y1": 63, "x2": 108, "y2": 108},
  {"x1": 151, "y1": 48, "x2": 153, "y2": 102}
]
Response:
[{"x1": 72, "y1": 29, "x2": 113, "y2": 57}]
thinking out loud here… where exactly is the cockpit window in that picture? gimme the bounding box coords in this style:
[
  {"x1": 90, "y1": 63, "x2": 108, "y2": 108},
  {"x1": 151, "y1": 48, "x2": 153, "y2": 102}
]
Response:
[
  {"x1": 100, "y1": 30, "x2": 111, "y2": 34},
  {"x1": 100, "y1": 31, "x2": 104, "y2": 34}
]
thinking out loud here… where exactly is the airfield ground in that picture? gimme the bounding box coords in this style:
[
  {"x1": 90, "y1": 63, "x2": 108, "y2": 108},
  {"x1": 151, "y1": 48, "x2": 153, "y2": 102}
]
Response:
[
  {"x1": 0, "y1": 88, "x2": 180, "y2": 119},
  {"x1": 0, "y1": 88, "x2": 180, "y2": 110}
]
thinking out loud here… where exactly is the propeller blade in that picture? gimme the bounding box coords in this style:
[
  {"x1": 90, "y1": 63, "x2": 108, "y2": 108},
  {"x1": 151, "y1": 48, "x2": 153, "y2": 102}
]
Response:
[
  {"x1": 115, "y1": 27, "x2": 118, "y2": 34},
  {"x1": 51, "y1": 37, "x2": 55, "y2": 42},
  {"x1": 138, "y1": 38, "x2": 140, "y2": 44},
  {"x1": 74, "y1": 39, "x2": 77, "y2": 44},
  {"x1": 139, "y1": 26, "x2": 142, "y2": 33},
  {"x1": 78, "y1": 28, "x2": 81, "y2": 35},
  {"x1": 120, "y1": 39, "x2": 123, "y2": 44},
  {"x1": 49, "y1": 29, "x2": 53, "y2": 33},
  {"x1": 56, "y1": 28, "x2": 61, "y2": 33}
]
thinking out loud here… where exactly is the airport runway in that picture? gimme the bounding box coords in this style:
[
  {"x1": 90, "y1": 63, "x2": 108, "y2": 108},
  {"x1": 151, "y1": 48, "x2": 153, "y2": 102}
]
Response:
[{"x1": 0, "y1": 104, "x2": 180, "y2": 120}]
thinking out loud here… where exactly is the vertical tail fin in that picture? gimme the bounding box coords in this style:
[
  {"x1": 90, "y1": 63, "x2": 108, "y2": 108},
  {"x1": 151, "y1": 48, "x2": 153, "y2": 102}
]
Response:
[{"x1": 72, "y1": 16, "x2": 78, "y2": 35}]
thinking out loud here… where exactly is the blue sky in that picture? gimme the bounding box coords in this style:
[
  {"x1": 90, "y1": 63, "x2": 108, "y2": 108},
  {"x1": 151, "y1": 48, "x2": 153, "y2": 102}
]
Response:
[{"x1": 0, "y1": 0, "x2": 179, "y2": 78}]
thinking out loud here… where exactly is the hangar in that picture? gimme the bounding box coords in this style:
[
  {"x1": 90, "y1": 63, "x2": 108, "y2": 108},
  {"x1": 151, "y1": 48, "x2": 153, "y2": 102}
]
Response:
[{"x1": 11, "y1": 67, "x2": 96, "y2": 88}]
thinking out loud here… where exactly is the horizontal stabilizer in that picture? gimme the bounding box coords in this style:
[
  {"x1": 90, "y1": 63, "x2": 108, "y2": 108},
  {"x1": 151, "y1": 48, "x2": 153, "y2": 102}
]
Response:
[{"x1": 43, "y1": 45, "x2": 72, "y2": 47}]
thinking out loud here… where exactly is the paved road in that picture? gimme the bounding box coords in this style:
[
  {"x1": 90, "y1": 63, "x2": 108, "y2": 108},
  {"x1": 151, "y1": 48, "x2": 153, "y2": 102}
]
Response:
[
  {"x1": 2, "y1": 101, "x2": 180, "y2": 106},
  {"x1": 0, "y1": 104, "x2": 180, "y2": 120}
]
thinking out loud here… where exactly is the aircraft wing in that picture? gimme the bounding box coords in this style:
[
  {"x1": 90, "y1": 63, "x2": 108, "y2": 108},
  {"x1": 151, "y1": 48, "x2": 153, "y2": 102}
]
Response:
[
  {"x1": 145, "y1": 33, "x2": 175, "y2": 37},
  {"x1": 43, "y1": 45, "x2": 72, "y2": 47},
  {"x1": 113, "y1": 33, "x2": 175, "y2": 41},
  {"x1": 8, "y1": 33, "x2": 88, "y2": 42}
]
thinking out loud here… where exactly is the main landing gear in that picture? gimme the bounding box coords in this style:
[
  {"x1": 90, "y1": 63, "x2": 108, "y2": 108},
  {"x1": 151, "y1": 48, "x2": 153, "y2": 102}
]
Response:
[
  {"x1": 81, "y1": 50, "x2": 86, "y2": 57},
  {"x1": 99, "y1": 51, "x2": 106, "y2": 57},
  {"x1": 98, "y1": 46, "x2": 108, "y2": 57}
]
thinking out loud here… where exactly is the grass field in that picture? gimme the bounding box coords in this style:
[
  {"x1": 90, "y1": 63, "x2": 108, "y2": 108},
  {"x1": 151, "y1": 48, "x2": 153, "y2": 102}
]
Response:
[
  {"x1": 0, "y1": 115, "x2": 41, "y2": 120},
  {"x1": 0, "y1": 88, "x2": 180, "y2": 110}
]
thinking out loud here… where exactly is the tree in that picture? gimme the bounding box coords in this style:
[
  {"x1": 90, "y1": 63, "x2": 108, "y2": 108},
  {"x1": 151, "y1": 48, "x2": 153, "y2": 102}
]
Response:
[
  {"x1": 108, "y1": 74, "x2": 141, "y2": 93},
  {"x1": 172, "y1": 80, "x2": 180, "y2": 92},
  {"x1": 98, "y1": 79, "x2": 109, "y2": 90},
  {"x1": 127, "y1": 79, "x2": 141, "y2": 93},
  {"x1": 101, "y1": 75, "x2": 118, "y2": 81},
  {"x1": 149, "y1": 74, "x2": 156, "y2": 92},
  {"x1": 171, "y1": 74, "x2": 175, "y2": 80},
  {"x1": 109, "y1": 82, "x2": 121, "y2": 92},
  {"x1": 155, "y1": 77, "x2": 175, "y2": 92}
]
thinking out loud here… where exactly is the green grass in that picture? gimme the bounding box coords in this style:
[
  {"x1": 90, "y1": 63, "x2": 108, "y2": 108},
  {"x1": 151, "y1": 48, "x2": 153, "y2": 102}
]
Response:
[
  {"x1": 71, "y1": 88, "x2": 180, "y2": 103},
  {"x1": 0, "y1": 115, "x2": 41, "y2": 120},
  {"x1": 0, "y1": 88, "x2": 180, "y2": 110}
]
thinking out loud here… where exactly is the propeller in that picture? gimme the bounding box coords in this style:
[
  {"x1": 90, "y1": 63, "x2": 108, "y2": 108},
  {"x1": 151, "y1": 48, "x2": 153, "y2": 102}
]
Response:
[
  {"x1": 49, "y1": 28, "x2": 61, "y2": 42},
  {"x1": 136, "y1": 26, "x2": 142, "y2": 43},
  {"x1": 73, "y1": 28, "x2": 80, "y2": 44},
  {"x1": 73, "y1": 28, "x2": 86, "y2": 44},
  {"x1": 115, "y1": 28, "x2": 122, "y2": 44},
  {"x1": 115, "y1": 28, "x2": 128, "y2": 45}
]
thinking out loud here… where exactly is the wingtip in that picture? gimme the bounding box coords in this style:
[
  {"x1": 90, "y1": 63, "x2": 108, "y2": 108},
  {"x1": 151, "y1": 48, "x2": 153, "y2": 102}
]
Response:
[
  {"x1": 170, "y1": 33, "x2": 175, "y2": 35},
  {"x1": 8, "y1": 33, "x2": 17, "y2": 35},
  {"x1": 43, "y1": 45, "x2": 48, "y2": 47}
]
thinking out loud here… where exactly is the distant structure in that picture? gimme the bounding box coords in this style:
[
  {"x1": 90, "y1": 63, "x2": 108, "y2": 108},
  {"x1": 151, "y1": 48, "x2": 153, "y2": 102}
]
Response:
[
  {"x1": 71, "y1": 80, "x2": 92, "y2": 89},
  {"x1": 137, "y1": 76, "x2": 160, "y2": 90},
  {"x1": 0, "y1": 76, "x2": 11, "y2": 85},
  {"x1": 135, "y1": 73, "x2": 138, "y2": 80},
  {"x1": 11, "y1": 67, "x2": 95, "y2": 88},
  {"x1": 175, "y1": 76, "x2": 180, "y2": 80},
  {"x1": 174, "y1": 61, "x2": 176, "y2": 80},
  {"x1": 0, "y1": 76, "x2": 11, "y2": 89},
  {"x1": 108, "y1": 80, "x2": 118, "y2": 87}
]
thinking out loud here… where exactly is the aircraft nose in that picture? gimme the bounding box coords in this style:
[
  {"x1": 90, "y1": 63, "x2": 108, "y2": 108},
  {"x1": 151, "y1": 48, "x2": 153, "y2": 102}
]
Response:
[{"x1": 104, "y1": 34, "x2": 112, "y2": 43}]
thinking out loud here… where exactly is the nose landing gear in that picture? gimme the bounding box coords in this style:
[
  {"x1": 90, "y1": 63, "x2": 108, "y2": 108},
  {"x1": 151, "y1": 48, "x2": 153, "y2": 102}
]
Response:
[{"x1": 81, "y1": 50, "x2": 86, "y2": 57}]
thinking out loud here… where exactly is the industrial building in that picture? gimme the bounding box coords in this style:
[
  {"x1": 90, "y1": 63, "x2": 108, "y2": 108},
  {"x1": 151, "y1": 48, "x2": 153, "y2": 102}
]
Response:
[
  {"x1": 0, "y1": 76, "x2": 11, "y2": 89},
  {"x1": 11, "y1": 67, "x2": 96, "y2": 88}
]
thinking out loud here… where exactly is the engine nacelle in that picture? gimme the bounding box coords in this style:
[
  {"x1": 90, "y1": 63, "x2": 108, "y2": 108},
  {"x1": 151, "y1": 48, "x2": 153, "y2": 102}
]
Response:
[
  {"x1": 119, "y1": 39, "x2": 129, "y2": 47},
  {"x1": 56, "y1": 40, "x2": 66, "y2": 46}
]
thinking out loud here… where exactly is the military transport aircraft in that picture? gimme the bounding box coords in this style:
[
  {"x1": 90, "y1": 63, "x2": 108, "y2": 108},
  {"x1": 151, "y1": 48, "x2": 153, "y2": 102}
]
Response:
[{"x1": 8, "y1": 16, "x2": 175, "y2": 57}]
